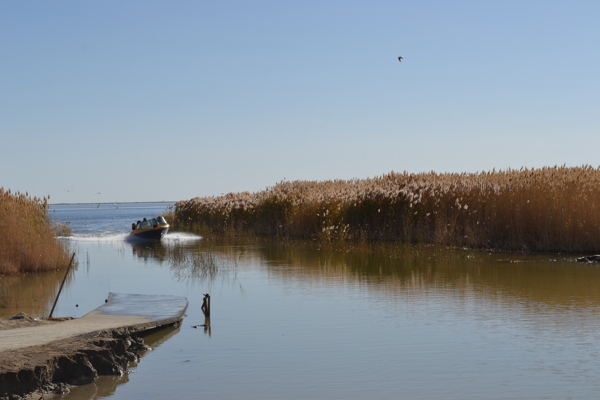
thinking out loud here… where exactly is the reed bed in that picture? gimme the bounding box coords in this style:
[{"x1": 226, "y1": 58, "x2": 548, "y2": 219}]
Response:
[
  {"x1": 171, "y1": 166, "x2": 600, "y2": 253},
  {"x1": 0, "y1": 188, "x2": 71, "y2": 274}
]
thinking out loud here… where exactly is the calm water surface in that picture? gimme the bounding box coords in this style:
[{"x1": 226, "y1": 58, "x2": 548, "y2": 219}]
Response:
[{"x1": 2, "y1": 203, "x2": 600, "y2": 399}]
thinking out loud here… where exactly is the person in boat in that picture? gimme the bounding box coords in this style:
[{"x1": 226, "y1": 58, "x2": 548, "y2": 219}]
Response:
[{"x1": 132, "y1": 222, "x2": 136, "y2": 230}]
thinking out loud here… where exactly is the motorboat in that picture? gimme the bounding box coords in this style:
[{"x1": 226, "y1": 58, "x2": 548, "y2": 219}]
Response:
[{"x1": 130, "y1": 216, "x2": 169, "y2": 240}]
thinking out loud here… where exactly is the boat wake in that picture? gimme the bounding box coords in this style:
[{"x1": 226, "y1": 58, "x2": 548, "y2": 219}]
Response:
[
  {"x1": 162, "y1": 233, "x2": 203, "y2": 241},
  {"x1": 59, "y1": 232, "x2": 202, "y2": 243},
  {"x1": 59, "y1": 233, "x2": 130, "y2": 242}
]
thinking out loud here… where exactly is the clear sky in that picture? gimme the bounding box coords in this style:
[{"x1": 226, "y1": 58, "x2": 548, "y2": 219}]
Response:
[{"x1": 2, "y1": 1, "x2": 599, "y2": 204}]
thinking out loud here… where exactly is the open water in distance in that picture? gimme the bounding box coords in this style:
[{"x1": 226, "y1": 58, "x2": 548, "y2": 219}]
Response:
[{"x1": 3, "y1": 202, "x2": 600, "y2": 399}]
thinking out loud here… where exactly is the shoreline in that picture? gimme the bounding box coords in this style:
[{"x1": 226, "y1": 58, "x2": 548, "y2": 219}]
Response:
[
  {"x1": 0, "y1": 314, "x2": 156, "y2": 400},
  {"x1": 0, "y1": 294, "x2": 188, "y2": 399}
]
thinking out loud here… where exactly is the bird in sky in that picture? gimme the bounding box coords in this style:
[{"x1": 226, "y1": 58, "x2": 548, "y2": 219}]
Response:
[{"x1": 398, "y1": 56, "x2": 403, "y2": 62}]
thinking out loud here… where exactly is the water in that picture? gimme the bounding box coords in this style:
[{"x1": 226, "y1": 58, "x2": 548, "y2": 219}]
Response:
[
  {"x1": 4, "y1": 203, "x2": 600, "y2": 399},
  {"x1": 48, "y1": 203, "x2": 175, "y2": 237}
]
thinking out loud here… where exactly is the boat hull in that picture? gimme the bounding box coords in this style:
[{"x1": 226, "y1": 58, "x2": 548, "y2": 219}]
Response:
[{"x1": 129, "y1": 224, "x2": 169, "y2": 240}]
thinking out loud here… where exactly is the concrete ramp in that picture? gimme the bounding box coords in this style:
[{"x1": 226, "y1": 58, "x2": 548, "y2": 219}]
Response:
[{"x1": 0, "y1": 293, "x2": 188, "y2": 353}]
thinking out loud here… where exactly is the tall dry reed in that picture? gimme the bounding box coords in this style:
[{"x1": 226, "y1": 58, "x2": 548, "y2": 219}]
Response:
[
  {"x1": 171, "y1": 166, "x2": 600, "y2": 253},
  {"x1": 0, "y1": 188, "x2": 71, "y2": 274}
]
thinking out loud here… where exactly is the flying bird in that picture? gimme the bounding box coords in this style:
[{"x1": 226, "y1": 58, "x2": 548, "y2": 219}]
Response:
[{"x1": 398, "y1": 56, "x2": 403, "y2": 62}]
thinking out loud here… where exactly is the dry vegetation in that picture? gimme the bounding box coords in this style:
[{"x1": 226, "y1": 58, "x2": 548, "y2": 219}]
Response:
[
  {"x1": 170, "y1": 166, "x2": 600, "y2": 253},
  {"x1": 0, "y1": 188, "x2": 71, "y2": 274}
]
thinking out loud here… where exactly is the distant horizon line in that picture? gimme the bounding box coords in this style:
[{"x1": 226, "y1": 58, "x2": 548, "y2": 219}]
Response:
[{"x1": 49, "y1": 201, "x2": 176, "y2": 206}]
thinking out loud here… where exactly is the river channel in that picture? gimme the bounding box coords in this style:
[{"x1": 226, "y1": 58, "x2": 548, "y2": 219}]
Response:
[{"x1": 2, "y1": 203, "x2": 600, "y2": 399}]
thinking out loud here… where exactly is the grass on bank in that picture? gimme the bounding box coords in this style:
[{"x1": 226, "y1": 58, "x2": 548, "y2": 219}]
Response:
[
  {"x1": 0, "y1": 188, "x2": 71, "y2": 275},
  {"x1": 169, "y1": 166, "x2": 600, "y2": 253}
]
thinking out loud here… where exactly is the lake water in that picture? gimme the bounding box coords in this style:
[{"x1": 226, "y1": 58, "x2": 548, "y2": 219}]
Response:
[{"x1": 3, "y1": 202, "x2": 600, "y2": 399}]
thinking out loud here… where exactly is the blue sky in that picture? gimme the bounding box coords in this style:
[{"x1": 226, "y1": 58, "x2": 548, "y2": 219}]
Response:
[{"x1": 2, "y1": 1, "x2": 599, "y2": 204}]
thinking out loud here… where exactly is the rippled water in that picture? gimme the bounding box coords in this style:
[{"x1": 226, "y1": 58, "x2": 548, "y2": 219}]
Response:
[{"x1": 3, "y1": 203, "x2": 600, "y2": 399}]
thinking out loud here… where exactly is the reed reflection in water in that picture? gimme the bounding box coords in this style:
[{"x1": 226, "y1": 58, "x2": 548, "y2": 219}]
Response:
[
  {"x1": 254, "y1": 244, "x2": 600, "y2": 310},
  {"x1": 8, "y1": 233, "x2": 600, "y2": 399},
  {"x1": 0, "y1": 266, "x2": 77, "y2": 318},
  {"x1": 130, "y1": 238, "x2": 238, "y2": 284}
]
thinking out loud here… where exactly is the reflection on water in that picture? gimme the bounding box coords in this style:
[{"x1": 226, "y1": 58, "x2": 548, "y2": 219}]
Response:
[
  {"x1": 28, "y1": 202, "x2": 600, "y2": 399},
  {"x1": 129, "y1": 239, "x2": 238, "y2": 284},
  {"x1": 123, "y1": 236, "x2": 600, "y2": 331},
  {"x1": 60, "y1": 324, "x2": 182, "y2": 400},
  {"x1": 191, "y1": 316, "x2": 211, "y2": 337},
  {"x1": 125, "y1": 236, "x2": 600, "y2": 343},
  {"x1": 271, "y1": 245, "x2": 597, "y2": 302},
  {"x1": 0, "y1": 267, "x2": 77, "y2": 318},
  {"x1": 190, "y1": 240, "x2": 600, "y2": 314},
  {"x1": 6, "y1": 229, "x2": 600, "y2": 399}
]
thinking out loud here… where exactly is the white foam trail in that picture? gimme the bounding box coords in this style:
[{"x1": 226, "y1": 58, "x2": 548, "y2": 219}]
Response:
[
  {"x1": 163, "y1": 233, "x2": 203, "y2": 241},
  {"x1": 59, "y1": 232, "x2": 201, "y2": 243},
  {"x1": 60, "y1": 233, "x2": 130, "y2": 242}
]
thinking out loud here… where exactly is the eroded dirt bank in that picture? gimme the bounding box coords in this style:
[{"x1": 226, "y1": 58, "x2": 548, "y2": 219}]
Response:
[{"x1": 0, "y1": 314, "x2": 153, "y2": 400}]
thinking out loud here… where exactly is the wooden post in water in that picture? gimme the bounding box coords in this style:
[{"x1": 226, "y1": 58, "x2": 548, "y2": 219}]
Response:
[
  {"x1": 49, "y1": 253, "x2": 76, "y2": 319},
  {"x1": 203, "y1": 316, "x2": 211, "y2": 337},
  {"x1": 201, "y1": 293, "x2": 210, "y2": 317}
]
